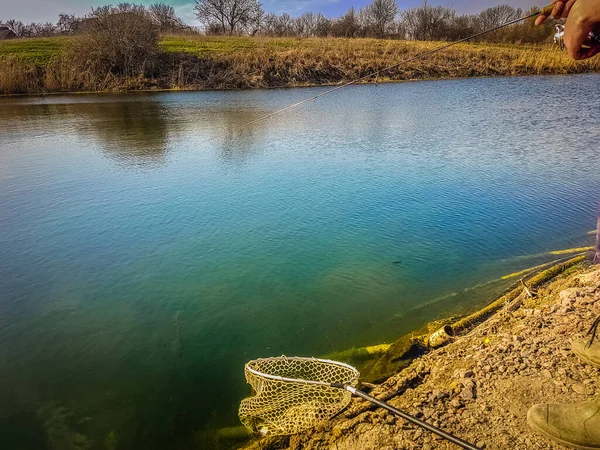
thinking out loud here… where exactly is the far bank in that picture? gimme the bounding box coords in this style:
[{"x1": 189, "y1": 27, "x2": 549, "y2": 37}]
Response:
[{"x1": 2, "y1": 36, "x2": 600, "y2": 95}]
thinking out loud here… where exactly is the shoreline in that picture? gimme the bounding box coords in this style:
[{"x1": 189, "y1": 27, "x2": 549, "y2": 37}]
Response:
[
  {"x1": 1, "y1": 71, "x2": 600, "y2": 100},
  {"x1": 242, "y1": 254, "x2": 600, "y2": 450}
]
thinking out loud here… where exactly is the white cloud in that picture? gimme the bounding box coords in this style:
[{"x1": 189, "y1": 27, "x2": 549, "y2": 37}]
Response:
[{"x1": 174, "y1": 3, "x2": 201, "y2": 26}]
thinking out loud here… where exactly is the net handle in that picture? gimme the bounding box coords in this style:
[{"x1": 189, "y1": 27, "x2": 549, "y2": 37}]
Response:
[
  {"x1": 345, "y1": 386, "x2": 482, "y2": 450},
  {"x1": 245, "y1": 356, "x2": 360, "y2": 387}
]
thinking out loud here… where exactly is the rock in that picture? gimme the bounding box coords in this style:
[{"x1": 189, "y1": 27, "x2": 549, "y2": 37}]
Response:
[
  {"x1": 572, "y1": 384, "x2": 592, "y2": 395},
  {"x1": 575, "y1": 270, "x2": 600, "y2": 286},
  {"x1": 460, "y1": 386, "x2": 475, "y2": 401},
  {"x1": 450, "y1": 398, "x2": 463, "y2": 409},
  {"x1": 560, "y1": 288, "x2": 579, "y2": 303}
]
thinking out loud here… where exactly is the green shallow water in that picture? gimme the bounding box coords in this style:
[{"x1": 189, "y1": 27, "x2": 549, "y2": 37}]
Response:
[{"x1": 1, "y1": 75, "x2": 599, "y2": 449}]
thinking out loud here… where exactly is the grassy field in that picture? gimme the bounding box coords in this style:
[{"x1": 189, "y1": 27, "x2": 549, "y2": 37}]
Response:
[
  {"x1": 1, "y1": 34, "x2": 600, "y2": 94},
  {"x1": 0, "y1": 37, "x2": 70, "y2": 65}
]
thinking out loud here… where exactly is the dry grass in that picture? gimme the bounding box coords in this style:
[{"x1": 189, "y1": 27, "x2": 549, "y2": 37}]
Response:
[{"x1": 1, "y1": 35, "x2": 600, "y2": 95}]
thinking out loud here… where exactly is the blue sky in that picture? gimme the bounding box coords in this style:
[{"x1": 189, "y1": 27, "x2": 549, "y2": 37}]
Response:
[{"x1": 1, "y1": 0, "x2": 547, "y2": 25}]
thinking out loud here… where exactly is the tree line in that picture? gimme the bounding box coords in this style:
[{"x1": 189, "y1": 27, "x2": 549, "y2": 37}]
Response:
[
  {"x1": 0, "y1": 3, "x2": 191, "y2": 38},
  {"x1": 1, "y1": 0, "x2": 556, "y2": 43},
  {"x1": 195, "y1": 0, "x2": 556, "y2": 43}
]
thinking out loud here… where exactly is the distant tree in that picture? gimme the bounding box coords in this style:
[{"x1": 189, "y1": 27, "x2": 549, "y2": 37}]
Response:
[
  {"x1": 3, "y1": 19, "x2": 27, "y2": 37},
  {"x1": 275, "y1": 13, "x2": 294, "y2": 37},
  {"x1": 445, "y1": 14, "x2": 477, "y2": 41},
  {"x1": 477, "y1": 4, "x2": 522, "y2": 41},
  {"x1": 149, "y1": 3, "x2": 187, "y2": 32},
  {"x1": 402, "y1": 1, "x2": 455, "y2": 41},
  {"x1": 314, "y1": 13, "x2": 332, "y2": 37},
  {"x1": 365, "y1": 0, "x2": 398, "y2": 38},
  {"x1": 195, "y1": 0, "x2": 263, "y2": 35},
  {"x1": 391, "y1": 18, "x2": 407, "y2": 39},
  {"x1": 29, "y1": 22, "x2": 57, "y2": 37},
  {"x1": 260, "y1": 13, "x2": 277, "y2": 36},
  {"x1": 332, "y1": 7, "x2": 360, "y2": 38},
  {"x1": 478, "y1": 5, "x2": 521, "y2": 29},
  {"x1": 294, "y1": 12, "x2": 317, "y2": 37},
  {"x1": 56, "y1": 13, "x2": 79, "y2": 35},
  {"x1": 508, "y1": 7, "x2": 553, "y2": 43}
]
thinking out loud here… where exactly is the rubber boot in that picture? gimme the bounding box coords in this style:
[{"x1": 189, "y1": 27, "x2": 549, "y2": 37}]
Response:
[
  {"x1": 573, "y1": 316, "x2": 600, "y2": 368},
  {"x1": 527, "y1": 398, "x2": 600, "y2": 449},
  {"x1": 572, "y1": 337, "x2": 600, "y2": 368}
]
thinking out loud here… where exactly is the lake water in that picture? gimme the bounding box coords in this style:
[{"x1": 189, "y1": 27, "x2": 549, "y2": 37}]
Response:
[{"x1": 1, "y1": 75, "x2": 599, "y2": 449}]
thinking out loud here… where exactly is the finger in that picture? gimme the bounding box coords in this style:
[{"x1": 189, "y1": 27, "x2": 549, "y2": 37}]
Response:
[
  {"x1": 564, "y1": 21, "x2": 592, "y2": 59},
  {"x1": 552, "y1": 2, "x2": 565, "y2": 18},
  {"x1": 577, "y1": 45, "x2": 600, "y2": 59},
  {"x1": 562, "y1": 0, "x2": 577, "y2": 17},
  {"x1": 535, "y1": 15, "x2": 549, "y2": 25}
]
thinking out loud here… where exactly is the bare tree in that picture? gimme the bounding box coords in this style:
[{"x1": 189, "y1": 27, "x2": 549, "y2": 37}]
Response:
[
  {"x1": 260, "y1": 13, "x2": 277, "y2": 36},
  {"x1": 311, "y1": 13, "x2": 329, "y2": 37},
  {"x1": 332, "y1": 7, "x2": 360, "y2": 38},
  {"x1": 3, "y1": 19, "x2": 27, "y2": 37},
  {"x1": 57, "y1": 13, "x2": 78, "y2": 35},
  {"x1": 478, "y1": 5, "x2": 521, "y2": 29},
  {"x1": 149, "y1": 3, "x2": 186, "y2": 32},
  {"x1": 402, "y1": 1, "x2": 455, "y2": 41},
  {"x1": 195, "y1": 0, "x2": 263, "y2": 35},
  {"x1": 294, "y1": 12, "x2": 316, "y2": 37},
  {"x1": 444, "y1": 14, "x2": 477, "y2": 41},
  {"x1": 365, "y1": 0, "x2": 398, "y2": 38},
  {"x1": 476, "y1": 4, "x2": 522, "y2": 41},
  {"x1": 29, "y1": 22, "x2": 57, "y2": 37},
  {"x1": 275, "y1": 13, "x2": 294, "y2": 37},
  {"x1": 71, "y1": 5, "x2": 159, "y2": 78}
]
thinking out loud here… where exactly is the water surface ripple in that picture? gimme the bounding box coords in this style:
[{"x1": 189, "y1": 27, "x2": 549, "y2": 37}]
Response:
[{"x1": 1, "y1": 75, "x2": 599, "y2": 449}]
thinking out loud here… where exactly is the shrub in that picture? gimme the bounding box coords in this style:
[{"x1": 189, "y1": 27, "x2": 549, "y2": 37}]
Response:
[{"x1": 71, "y1": 5, "x2": 159, "y2": 79}]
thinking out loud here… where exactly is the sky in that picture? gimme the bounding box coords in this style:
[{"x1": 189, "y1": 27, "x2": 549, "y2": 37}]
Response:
[{"x1": 0, "y1": 0, "x2": 548, "y2": 26}]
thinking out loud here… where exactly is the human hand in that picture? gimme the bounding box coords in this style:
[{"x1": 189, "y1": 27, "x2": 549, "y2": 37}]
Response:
[
  {"x1": 535, "y1": 0, "x2": 578, "y2": 25},
  {"x1": 535, "y1": 0, "x2": 600, "y2": 59},
  {"x1": 563, "y1": 0, "x2": 600, "y2": 59}
]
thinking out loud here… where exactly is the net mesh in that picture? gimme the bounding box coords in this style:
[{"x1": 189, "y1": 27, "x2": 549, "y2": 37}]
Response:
[{"x1": 239, "y1": 357, "x2": 360, "y2": 436}]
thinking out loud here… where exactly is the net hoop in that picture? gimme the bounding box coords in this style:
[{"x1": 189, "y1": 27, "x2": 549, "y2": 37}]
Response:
[{"x1": 245, "y1": 356, "x2": 360, "y2": 387}]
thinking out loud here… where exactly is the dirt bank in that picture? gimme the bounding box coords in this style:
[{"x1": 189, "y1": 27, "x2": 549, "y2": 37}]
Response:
[{"x1": 245, "y1": 261, "x2": 600, "y2": 450}]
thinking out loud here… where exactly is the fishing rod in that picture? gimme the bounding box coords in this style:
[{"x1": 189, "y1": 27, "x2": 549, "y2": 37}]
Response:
[{"x1": 236, "y1": 4, "x2": 556, "y2": 130}]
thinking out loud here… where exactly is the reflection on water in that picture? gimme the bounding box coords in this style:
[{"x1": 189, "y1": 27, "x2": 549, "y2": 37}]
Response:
[
  {"x1": 80, "y1": 101, "x2": 171, "y2": 168},
  {"x1": 212, "y1": 109, "x2": 268, "y2": 166},
  {"x1": 0, "y1": 95, "x2": 270, "y2": 170},
  {"x1": 1, "y1": 76, "x2": 600, "y2": 450}
]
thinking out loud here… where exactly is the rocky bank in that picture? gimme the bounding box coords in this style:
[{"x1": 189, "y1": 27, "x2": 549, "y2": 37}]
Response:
[{"x1": 245, "y1": 262, "x2": 600, "y2": 450}]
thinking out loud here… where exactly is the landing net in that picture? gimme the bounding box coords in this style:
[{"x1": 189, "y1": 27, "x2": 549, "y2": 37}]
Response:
[{"x1": 239, "y1": 356, "x2": 360, "y2": 436}]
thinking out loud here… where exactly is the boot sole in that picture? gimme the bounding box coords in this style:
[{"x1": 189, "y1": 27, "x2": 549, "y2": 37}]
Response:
[
  {"x1": 572, "y1": 345, "x2": 600, "y2": 369},
  {"x1": 527, "y1": 416, "x2": 600, "y2": 450}
]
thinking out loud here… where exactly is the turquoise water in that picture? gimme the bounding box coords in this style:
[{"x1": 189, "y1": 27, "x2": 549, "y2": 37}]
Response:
[{"x1": 1, "y1": 75, "x2": 599, "y2": 449}]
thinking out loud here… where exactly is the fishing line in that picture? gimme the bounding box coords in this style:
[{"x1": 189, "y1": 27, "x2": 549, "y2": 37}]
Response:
[{"x1": 236, "y1": 5, "x2": 553, "y2": 131}]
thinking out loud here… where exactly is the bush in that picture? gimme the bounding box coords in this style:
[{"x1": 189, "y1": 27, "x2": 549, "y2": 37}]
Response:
[{"x1": 71, "y1": 5, "x2": 159, "y2": 78}]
